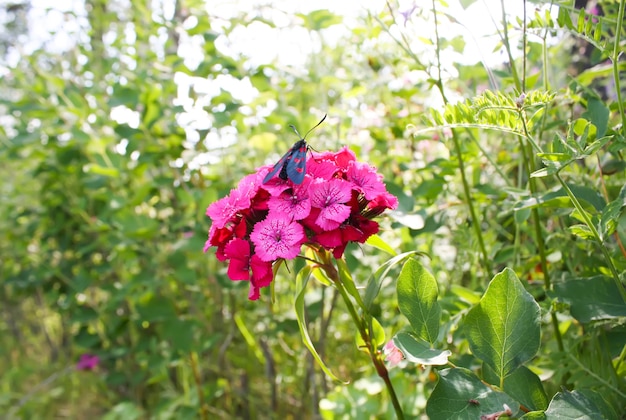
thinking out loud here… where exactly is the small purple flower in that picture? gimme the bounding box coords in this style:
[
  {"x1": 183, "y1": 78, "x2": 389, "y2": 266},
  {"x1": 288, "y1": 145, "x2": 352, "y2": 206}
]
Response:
[
  {"x1": 76, "y1": 354, "x2": 99, "y2": 371},
  {"x1": 250, "y1": 215, "x2": 306, "y2": 261}
]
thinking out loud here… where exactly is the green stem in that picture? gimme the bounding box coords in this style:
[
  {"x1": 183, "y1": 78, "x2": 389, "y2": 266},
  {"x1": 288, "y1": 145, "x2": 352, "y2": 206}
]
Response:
[
  {"x1": 432, "y1": 0, "x2": 492, "y2": 274},
  {"x1": 555, "y1": 173, "x2": 626, "y2": 302},
  {"x1": 499, "y1": 0, "x2": 522, "y2": 92},
  {"x1": 518, "y1": 113, "x2": 564, "y2": 353},
  {"x1": 190, "y1": 351, "x2": 209, "y2": 420},
  {"x1": 327, "y1": 256, "x2": 405, "y2": 420},
  {"x1": 611, "y1": 0, "x2": 626, "y2": 138}
]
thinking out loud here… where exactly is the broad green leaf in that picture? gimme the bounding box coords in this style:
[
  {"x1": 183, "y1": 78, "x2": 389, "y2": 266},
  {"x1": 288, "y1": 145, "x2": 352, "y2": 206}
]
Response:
[
  {"x1": 543, "y1": 389, "x2": 619, "y2": 419},
  {"x1": 394, "y1": 332, "x2": 450, "y2": 365},
  {"x1": 464, "y1": 268, "x2": 541, "y2": 383},
  {"x1": 426, "y1": 368, "x2": 520, "y2": 420},
  {"x1": 552, "y1": 276, "x2": 626, "y2": 323},
  {"x1": 295, "y1": 265, "x2": 345, "y2": 383},
  {"x1": 484, "y1": 364, "x2": 549, "y2": 411},
  {"x1": 363, "y1": 251, "x2": 421, "y2": 310},
  {"x1": 397, "y1": 259, "x2": 441, "y2": 344}
]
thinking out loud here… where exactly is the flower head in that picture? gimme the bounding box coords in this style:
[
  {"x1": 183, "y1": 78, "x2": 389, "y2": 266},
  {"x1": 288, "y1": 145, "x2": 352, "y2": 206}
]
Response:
[
  {"x1": 76, "y1": 354, "x2": 100, "y2": 371},
  {"x1": 383, "y1": 341, "x2": 404, "y2": 367},
  {"x1": 204, "y1": 143, "x2": 397, "y2": 300}
]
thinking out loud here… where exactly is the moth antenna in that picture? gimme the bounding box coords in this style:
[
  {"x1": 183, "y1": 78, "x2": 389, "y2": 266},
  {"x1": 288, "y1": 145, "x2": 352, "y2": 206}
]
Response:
[
  {"x1": 303, "y1": 114, "x2": 327, "y2": 140},
  {"x1": 290, "y1": 113, "x2": 327, "y2": 140},
  {"x1": 289, "y1": 124, "x2": 302, "y2": 139}
]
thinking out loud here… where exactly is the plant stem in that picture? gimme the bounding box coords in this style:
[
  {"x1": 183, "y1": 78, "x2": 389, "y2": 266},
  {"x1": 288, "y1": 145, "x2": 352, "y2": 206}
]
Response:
[
  {"x1": 326, "y1": 255, "x2": 405, "y2": 420},
  {"x1": 611, "y1": 0, "x2": 626, "y2": 138},
  {"x1": 499, "y1": 0, "x2": 522, "y2": 92},
  {"x1": 431, "y1": 0, "x2": 492, "y2": 274},
  {"x1": 190, "y1": 351, "x2": 209, "y2": 420},
  {"x1": 555, "y1": 173, "x2": 626, "y2": 302},
  {"x1": 519, "y1": 121, "x2": 565, "y2": 353}
]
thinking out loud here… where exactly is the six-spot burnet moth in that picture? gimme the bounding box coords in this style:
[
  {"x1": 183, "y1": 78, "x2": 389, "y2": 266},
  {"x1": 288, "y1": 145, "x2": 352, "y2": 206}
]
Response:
[{"x1": 263, "y1": 114, "x2": 327, "y2": 185}]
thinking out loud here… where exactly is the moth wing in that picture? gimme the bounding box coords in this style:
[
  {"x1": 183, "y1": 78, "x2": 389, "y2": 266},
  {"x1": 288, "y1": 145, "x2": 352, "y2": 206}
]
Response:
[
  {"x1": 263, "y1": 148, "x2": 293, "y2": 183},
  {"x1": 286, "y1": 140, "x2": 308, "y2": 185}
]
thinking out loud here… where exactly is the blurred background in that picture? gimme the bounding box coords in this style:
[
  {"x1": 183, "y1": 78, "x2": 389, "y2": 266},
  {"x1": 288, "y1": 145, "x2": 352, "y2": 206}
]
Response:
[{"x1": 1, "y1": 0, "x2": 624, "y2": 418}]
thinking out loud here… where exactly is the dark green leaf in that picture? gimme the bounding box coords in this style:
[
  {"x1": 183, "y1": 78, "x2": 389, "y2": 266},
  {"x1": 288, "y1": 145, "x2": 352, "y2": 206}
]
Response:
[
  {"x1": 464, "y1": 268, "x2": 541, "y2": 382},
  {"x1": 426, "y1": 368, "x2": 520, "y2": 419},
  {"x1": 544, "y1": 389, "x2": 619, "y2": 419},
  {"x1": 552, "y1": 276, "x2": 626, "y2": 323},
  {"x1": 484, "y1": 365, "x2": 549, "y2": 411},
  {"x1": 397, "y1": 259, "x2": 441, "y2": 344}
]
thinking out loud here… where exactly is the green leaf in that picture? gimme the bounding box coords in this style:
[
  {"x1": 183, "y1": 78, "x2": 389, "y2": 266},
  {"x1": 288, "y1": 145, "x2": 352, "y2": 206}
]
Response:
[
  {"x1": 536, "y1": 152, "x2": 571, "y2": 162},
  {"x1": 363, "y1": 251, "x2": 421, "y2": 311},
  {"x1": 514, "y1": 185, "x2": 605, "y2": 213},
  {"x1": 600, "y1": 184, "x2": 626, "y2": 240},
  {"x1": 364, "y1": 234, "x2": 397, "y2": 256},
  {"x1": 397, "y1": 259, "x2": 441, "y2": 344},
  {"x1": 394, "y1": 332, "x2": 450, "y2": 365},
  {"x1": 582, "y1": 97, "x2": 609, "y2": 138},
  {"x1": 426, "y1": 368, "x2": 520, "y2": 420},
  {"x1": 295, "y1": 265, "x2": 345, "y2": 383},
  {"x1": 552, "y1": 275, "x2": 626, "y2": 323},
  {"x1": 298, "y1": 9, "x2": 342, "y2": 31},
  {"x1": 569, "y1": 224, "x2": 595, "y2": 240},
  {"x1": 544, "y1": 389, "x2": 619, "y2": 419},
  {"x1": 484, "y1": 365, "x2": 549, "y2": 411},
  {"x1": 463, "y1": 268, "x2": 541, "y2": 382},
  {"x1": 582, "y1": 136, "x2": 612, "y2": 157}
]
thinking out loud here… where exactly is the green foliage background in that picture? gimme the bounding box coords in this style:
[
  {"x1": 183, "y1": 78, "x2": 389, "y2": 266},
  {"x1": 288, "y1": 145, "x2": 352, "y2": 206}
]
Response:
[{"x1": 1, "y1": 0, "x2": 625, "y2": 418}]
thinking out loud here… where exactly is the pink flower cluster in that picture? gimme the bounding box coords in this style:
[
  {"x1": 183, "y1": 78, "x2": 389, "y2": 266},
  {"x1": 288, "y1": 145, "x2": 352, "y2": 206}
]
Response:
[{"x1": 204, "y1": 147, "x2": 398, "y2": 300}]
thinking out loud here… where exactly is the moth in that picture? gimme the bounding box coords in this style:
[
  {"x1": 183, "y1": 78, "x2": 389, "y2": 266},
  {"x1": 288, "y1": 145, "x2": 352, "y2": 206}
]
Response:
[{"x1": 263, "y1": 114, "x2": 327, "y2": 185}]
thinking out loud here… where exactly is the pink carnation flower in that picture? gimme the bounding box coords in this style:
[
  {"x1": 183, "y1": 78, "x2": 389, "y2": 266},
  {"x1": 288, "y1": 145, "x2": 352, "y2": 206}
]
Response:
[
  {"x1": 204, "y1": 142, "x2": 397, "y2": 300},
  {"x1": 250, "y1": 216, "x2": 306, "y2": 262}
]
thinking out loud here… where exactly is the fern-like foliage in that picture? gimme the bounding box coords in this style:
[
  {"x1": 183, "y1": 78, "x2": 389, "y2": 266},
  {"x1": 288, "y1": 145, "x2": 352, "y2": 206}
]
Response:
[{"x1": 427, "y1": 90, "x2": 555, "y2": 135}]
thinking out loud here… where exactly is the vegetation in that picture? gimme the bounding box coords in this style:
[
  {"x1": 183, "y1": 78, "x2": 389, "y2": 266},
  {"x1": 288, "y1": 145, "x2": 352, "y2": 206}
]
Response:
[{"x1": 1, "y1": 0, "x2": 625, "y2": 418}]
